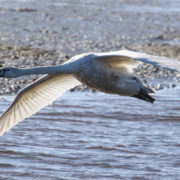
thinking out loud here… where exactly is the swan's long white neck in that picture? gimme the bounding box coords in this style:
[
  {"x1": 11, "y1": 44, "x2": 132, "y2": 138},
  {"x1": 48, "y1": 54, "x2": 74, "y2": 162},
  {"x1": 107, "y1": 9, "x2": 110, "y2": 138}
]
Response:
[{"x1": 17, "y1": 63, "x2": 73, "y2": 77}]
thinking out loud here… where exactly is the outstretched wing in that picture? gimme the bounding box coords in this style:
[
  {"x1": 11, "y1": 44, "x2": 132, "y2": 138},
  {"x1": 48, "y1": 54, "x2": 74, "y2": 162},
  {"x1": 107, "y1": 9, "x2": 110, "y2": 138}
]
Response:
[
  {"x1": 94, "y1": 50, "x2": 180, "y2": 72},
  {"x1": 95, "y1": 54, "x2": 140, "y2": 72},
  {"x1": 0, "y1": 74, "x2": 81, "y2": 136},
  {"x1": 120, "y1": 50, "x2": 180, "y2": 72}
]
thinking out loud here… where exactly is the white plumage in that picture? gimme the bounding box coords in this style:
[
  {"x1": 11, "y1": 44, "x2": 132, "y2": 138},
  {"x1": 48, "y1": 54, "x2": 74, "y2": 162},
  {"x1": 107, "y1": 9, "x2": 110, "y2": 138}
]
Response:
[
  {"x1": 0, "y1": 74, "x2": 80, "y2": 135},
  {"x1": 0, "y1": 50, "x2": 179, "y2": 136}
]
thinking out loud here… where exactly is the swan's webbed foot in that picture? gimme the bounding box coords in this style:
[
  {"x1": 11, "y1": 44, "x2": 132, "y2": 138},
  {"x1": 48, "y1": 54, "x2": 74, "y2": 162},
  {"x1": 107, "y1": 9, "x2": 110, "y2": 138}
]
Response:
[{"x1": 131, "y1": 88, "x2": 155, "y2": 103}]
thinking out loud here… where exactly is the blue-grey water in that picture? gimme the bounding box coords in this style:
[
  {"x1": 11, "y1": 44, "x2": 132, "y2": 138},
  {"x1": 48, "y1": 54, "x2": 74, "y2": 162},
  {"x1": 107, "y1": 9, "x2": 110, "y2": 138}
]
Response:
[
  {"x1": 0, "y1": 86, "x2": 180, "y2": 180},
  {"x1": 0, "y1": 0, "x2": 180, "y2": 179}
]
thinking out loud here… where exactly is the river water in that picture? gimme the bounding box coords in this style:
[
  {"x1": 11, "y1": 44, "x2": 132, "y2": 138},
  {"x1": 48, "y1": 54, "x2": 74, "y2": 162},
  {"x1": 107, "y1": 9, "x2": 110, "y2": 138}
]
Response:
[
  {"x1": 0, "y1": 0, "x2": 180, "y2": 179},
  {"x1": 0, "y1": 87, "x2": 180, "y2": 180}
]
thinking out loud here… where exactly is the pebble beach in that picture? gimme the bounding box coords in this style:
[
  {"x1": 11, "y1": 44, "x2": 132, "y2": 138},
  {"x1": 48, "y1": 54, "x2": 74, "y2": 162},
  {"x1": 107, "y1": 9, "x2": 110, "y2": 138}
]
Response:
[{"x1": 0, "y1": 0, "x2": 180, "y2": 93}]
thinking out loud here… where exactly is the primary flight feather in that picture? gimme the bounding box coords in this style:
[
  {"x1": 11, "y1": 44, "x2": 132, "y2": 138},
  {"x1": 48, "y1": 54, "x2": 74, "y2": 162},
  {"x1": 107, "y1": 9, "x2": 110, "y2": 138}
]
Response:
[{"x1": 0, "y1": 50, "x2": 179, "y2": 136}]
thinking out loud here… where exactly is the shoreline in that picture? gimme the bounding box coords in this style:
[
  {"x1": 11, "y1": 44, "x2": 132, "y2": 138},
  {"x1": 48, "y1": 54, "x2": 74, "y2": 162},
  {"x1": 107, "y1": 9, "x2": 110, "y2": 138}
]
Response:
[{"x1": 0, "y1": 0, "x2": 180, "y2": 94}]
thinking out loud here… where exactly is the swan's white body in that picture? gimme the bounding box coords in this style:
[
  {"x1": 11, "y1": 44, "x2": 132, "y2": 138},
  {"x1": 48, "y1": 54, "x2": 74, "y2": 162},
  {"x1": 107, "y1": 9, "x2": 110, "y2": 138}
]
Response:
[{"x1": 0, "y1": 50, "x2": 180, "y2": 136}]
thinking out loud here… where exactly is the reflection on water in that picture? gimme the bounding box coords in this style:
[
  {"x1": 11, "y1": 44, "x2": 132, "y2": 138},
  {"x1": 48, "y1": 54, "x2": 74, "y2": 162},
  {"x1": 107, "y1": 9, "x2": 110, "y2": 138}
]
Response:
[{"x1": 0, "y1": 86, "x2": 180, "y2": 180}]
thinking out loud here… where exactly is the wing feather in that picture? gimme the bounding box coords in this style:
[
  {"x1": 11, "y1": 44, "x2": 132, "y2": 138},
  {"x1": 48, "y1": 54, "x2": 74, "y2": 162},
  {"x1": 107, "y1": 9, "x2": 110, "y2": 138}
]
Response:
[
  {"x1": 0, "y1": 74, "x2": 80, "y2": 135},
  {"x1": 95, "y1": 55, "x2": 140, "y2": 72},
  {"x1": 95, "y1": 50, "x2": 180, "y2": 72},
  {"x1": 119, "y1": 50, "x2": 180, "y2": 72}
]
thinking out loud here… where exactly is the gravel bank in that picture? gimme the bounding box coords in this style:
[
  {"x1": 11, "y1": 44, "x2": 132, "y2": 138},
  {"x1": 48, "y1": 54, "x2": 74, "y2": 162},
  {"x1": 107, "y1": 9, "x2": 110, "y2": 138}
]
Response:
[{"x1": 0, "y1": 0, "x2": 180, "y2": 94}]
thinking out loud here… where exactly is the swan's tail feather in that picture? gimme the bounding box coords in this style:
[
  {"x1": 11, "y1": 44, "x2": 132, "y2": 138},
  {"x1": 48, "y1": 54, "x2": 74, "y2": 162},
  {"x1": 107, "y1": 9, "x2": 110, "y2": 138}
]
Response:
[{"x1": 132, "y1": 88, "x2": 155, "y2": 103}]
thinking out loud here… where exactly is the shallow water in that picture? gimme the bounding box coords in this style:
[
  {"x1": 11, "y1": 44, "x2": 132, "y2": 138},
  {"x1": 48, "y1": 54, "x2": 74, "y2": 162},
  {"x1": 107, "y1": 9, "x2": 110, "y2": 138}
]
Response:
[{"x1": 0, "y1": 87, "x2": 180, "y2": 180}]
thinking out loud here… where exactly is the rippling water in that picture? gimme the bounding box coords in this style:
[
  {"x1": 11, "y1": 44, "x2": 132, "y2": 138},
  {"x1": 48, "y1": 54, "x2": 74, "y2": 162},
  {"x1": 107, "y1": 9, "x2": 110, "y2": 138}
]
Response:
[{"x1": 0, "y1": 86, "x2": 180, "y2": 180}]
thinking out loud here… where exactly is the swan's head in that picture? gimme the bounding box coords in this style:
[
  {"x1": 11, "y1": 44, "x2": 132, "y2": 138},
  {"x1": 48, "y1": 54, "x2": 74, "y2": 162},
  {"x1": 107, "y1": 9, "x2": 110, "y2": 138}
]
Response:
[{"x1": 0, "y1": 67, "x2": 20, "y2": 78}]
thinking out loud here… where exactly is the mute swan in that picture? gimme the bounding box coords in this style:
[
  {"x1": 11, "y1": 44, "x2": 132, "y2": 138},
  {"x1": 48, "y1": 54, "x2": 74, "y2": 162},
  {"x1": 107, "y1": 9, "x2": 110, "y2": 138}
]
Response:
[{"x1": 0, "y1": 49, "x2": 180, "y2": 136}]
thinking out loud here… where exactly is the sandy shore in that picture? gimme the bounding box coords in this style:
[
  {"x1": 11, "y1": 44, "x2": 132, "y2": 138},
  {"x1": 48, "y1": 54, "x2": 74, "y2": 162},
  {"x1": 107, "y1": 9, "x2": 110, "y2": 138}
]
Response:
[{"x1": 0, "y1": 0, "x2": 180, "y2": 94}]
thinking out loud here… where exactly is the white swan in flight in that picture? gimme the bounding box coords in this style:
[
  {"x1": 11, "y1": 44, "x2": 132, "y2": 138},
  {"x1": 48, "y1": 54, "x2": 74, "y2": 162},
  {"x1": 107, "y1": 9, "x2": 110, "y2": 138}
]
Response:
[{"x1": 0, "y1": 49, "x2": 180, "y2": 136}]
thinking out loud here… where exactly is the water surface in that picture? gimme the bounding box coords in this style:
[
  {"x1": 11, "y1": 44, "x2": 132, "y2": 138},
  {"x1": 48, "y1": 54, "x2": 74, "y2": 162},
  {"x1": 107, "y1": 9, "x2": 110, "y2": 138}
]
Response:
[{"x1": 0, "y1": 87, "x2": 180, "y2": 180}]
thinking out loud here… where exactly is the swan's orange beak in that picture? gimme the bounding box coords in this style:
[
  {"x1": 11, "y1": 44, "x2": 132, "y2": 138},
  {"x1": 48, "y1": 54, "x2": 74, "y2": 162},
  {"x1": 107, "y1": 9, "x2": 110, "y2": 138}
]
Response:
[{"x1": 0, "y1": 69, "x2": 4, "y2": 77}]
